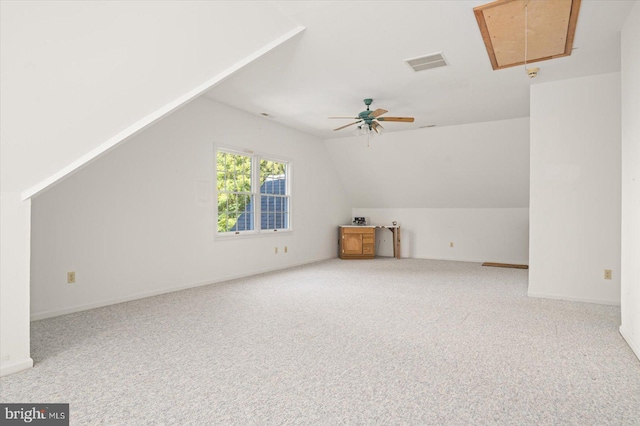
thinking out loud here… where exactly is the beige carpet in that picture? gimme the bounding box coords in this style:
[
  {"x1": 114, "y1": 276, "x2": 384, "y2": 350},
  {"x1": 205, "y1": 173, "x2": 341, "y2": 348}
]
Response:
[{"x1": 1, "y1": 258, "x2": 639, "y2": 424}]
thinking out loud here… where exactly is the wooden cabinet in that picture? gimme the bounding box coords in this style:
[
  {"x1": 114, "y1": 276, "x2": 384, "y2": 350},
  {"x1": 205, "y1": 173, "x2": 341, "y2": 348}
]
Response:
[{"x1": 339, "y1": 226, "x2": 375, "y2": 259}]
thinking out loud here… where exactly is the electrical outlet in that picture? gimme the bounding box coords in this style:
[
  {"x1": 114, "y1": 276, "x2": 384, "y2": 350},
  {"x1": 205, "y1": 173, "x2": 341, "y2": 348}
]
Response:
[
  {"x1": 275, "y1": 247, "x2": 278, "y2": 254},
  {"x1": 284, "y1": 246, "x2": 288, "y2": 253},
  {"x1": 450, "y1": 242, "x2": 454, "y2": 248},
  {"x1": 604, "y1": 269, "x2": 612, "y2": 280},
  {"x1": 67, "y1": 271, "x2": 76, "y2": 283}
]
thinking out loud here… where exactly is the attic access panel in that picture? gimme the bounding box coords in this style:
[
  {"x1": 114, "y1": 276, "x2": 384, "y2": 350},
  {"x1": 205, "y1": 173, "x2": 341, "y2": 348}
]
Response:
[{"x1": 474, "y1": 0, "x2": 581, "y2": 70}]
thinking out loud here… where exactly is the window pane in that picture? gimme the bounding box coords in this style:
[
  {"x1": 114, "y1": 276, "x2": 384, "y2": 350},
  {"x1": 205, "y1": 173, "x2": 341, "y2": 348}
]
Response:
[
  {"x1": 217, "y1": 151, "x2": 253, "y2": 233},
  {"x1": 226, "y1": 214, "x2": 237, "y2": 232},
  {"x1": 274, "y1": 196, "x2": 287, "y2": 213},
  {"x1": 260, "y1": 195, "x2": 288, "y2": 230},
  {"x1": 217, "y1": 193, "x2": 227, "y2": 214},
  {"x1": 260, "y1": 159, "x2": 286, "y2": 194},
  {"x1": 235, "y1": 210, "x2": 254, "y2": 231},
  {"x1": 261, "y1": 212, "x2": 273, "y2": 230},
  {"x1": 263, "y1": 195, "x2": 272, "y2": 215},
  {"x1": 217, "y1": 212, "x2": 229, "y2": 233},
  {"x1": 239, "y1": 194, "x2": 247, "y2": 214},
  {"x1": 216, "y1": 172, "x2": 225, "y2": 191}
]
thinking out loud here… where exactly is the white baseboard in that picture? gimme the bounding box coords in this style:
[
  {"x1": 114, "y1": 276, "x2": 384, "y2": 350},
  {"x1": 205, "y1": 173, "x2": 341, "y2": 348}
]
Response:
[
  {"x1": 1, "y1": 357, "x2": 33, "y2": 377},
  {"x1": 30, "y1": 256, "x2": 336, "y2": 321},
  {"x1": 620, "y1": 325, "x2": 640, "y2": 362},
  {"x1": 413, "y1": 255, "x2": 529, "y2": 265},
  {"x1": 420, "y1": 255, "x2": 486, "y2": 263},
  {"x1": 527, "y1": 291, "x2": 620, "y2": 306}
]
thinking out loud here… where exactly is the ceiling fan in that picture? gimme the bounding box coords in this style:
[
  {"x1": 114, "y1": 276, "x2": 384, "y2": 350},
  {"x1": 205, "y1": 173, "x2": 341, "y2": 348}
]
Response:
[{"x1": 329, "y1": 98, "x2": 415, "y2": 134}]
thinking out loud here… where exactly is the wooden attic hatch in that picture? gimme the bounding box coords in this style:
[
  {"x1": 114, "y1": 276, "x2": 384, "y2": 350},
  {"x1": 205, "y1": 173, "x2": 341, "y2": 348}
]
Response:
[{"x1": 474, "y1": 0, "x2": 581, "y2": 70}]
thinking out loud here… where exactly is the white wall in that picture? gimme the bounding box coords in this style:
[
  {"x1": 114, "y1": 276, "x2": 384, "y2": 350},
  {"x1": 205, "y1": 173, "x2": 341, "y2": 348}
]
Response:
[
  {"x1": 0, "y1": 1, "x2": 297, "y2": 194},
  {"x1": 30, "y1": 98, "x2": 350, "y2": 319},
  {"x1": 620, "y1": 2, "x2": 640, "y2": 359},
  {"x1": 0, "y1": 194, "x2": 32, "y2": 376},
  {"x1": 0, "y1": 0, "x2": 300, "y2": 377},
  {"x1": 529, "y1": 72, "x2": 622, "y2": 305},
  {"x1": 326, "y1": 118, "x2": 531, "y2": 264},
  {"x1": 353, "y1": 208, "x2": 529, "y2": 264},
  {"x1": 324, "y1": 118, "x2": 530, "y2": 208}
]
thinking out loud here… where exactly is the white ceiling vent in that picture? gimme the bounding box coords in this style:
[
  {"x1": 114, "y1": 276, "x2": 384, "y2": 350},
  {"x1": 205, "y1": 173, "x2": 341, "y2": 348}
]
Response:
[{"x1": 405, "y1": 53, "x2": 448, "y2": 72}]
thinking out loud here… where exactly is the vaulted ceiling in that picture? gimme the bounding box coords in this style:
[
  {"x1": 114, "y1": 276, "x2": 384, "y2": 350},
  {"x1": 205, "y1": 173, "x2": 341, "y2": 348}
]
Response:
[
  {"x1": 0, "y1": 1, "x2": 299, "y2": 194},
  {"x1": 206, "y1": 0, "x2": 634, "y2": 139},
  {"x1": 1, "y1": 1, "x2": 634, "y2": 198}
]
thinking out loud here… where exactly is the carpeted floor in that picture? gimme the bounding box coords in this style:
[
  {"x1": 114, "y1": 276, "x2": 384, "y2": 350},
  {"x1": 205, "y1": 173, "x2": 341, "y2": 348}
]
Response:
[{"x1": 1, "y1": 258, "x2": 639, "y2": 425}]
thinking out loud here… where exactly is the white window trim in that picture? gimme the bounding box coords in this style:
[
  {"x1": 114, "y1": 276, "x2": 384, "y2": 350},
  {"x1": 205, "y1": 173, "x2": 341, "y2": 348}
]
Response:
[{"x1": 215, "y1": 145, "x2": 292, "y2": 238}]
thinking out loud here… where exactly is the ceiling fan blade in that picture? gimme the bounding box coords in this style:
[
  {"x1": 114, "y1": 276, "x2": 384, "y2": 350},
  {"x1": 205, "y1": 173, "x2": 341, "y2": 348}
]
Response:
[
  {"x1": 371, "y1": 122, "x2": 381, "y2": 134},
  {"x1": 369, "y1": 108, "x2": 388, "y2": 118},
  {"x1": 333, "y1": 121, "x2": 361, "y2": 131},
  {"x1": 377, "y1": 117, "x2": 415, "y2": 123},
  {"x1": 329, "y1": 116, "x2": 359, "y2": 119}
]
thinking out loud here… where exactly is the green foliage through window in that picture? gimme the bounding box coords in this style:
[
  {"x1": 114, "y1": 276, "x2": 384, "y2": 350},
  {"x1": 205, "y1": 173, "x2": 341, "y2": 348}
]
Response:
[
  {"x1": 216, "y1": 151, "x2": 253, "y2": 233},
  {"x1": 216, "y1": 150, "x2": 290, "y2": 234}
]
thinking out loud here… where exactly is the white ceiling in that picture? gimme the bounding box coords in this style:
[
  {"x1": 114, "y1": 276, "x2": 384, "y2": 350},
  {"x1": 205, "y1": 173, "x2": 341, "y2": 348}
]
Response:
[
  {"x1": 0, "y1": 1, "x2": 298, "y2": 193},
  {"x1": 205, "y1": 0, "x2": 634, "y2": 139}
]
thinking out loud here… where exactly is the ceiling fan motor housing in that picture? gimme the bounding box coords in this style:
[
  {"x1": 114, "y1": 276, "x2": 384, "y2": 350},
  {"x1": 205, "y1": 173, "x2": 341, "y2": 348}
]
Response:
[
  {"x1": 359, "y1": 99, "x2": 375, "y2": 124},
  {"x1": 359, "y1": 111, "x2": 374, "y2": 122}
]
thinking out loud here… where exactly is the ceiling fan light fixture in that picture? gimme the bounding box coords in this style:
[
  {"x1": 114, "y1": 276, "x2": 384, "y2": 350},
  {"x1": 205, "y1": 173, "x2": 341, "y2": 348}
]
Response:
[{"x1": 354, "y1": 124, "x2": 369, "y2": 136}]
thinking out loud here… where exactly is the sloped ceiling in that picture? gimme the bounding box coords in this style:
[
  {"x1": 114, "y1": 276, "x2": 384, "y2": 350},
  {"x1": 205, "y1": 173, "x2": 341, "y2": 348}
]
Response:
[
  {"x1": 0, "y1": 1, "x2": 299, "y2": 194},
  {"x1": 204, "y1": 1, "x2": 631, "y2": 211},
  {"x1": 2, "y1": 0, "x2": 633, "y2": 202},
  {"x1": 206, "y1": 0, "x2": 633, "y2": 139}
]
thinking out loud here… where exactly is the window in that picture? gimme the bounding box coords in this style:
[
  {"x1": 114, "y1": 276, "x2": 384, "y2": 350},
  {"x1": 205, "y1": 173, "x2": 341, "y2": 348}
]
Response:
[
  {"x1": 216, "y1": 151, "x2": 254, "y2": 233},
  {"x1": 216, "y1": 149, "x2": 290, "y2": 235},
  {"x1": 260, "y1": 159, "x2": 288, "y2": 230}
]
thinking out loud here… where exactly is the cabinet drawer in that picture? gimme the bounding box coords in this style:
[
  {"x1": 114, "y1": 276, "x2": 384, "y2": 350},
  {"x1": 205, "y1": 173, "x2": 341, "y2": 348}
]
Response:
[
  {"x1": 362, "y1": 244, "x2": 374, "y2": 254},
  {"x1": 343, "y1": 227, "x2": 373, "y2": 234}
]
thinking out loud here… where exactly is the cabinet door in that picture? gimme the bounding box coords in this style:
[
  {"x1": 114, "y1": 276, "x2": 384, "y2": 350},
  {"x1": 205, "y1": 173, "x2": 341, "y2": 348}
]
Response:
[
  {"x1": 342, "y1": 233, "x2": 363, "y2": 255},
  {"x1": 362, "y1": 230, "x2": 374, "y2": 255}
]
